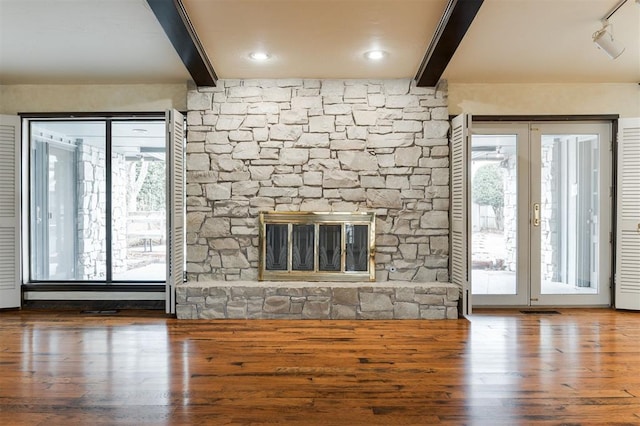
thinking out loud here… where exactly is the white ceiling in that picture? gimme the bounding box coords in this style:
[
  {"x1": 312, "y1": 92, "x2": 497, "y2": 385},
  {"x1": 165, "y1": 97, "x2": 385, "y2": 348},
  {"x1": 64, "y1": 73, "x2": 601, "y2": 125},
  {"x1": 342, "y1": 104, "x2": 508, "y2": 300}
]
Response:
[
  {"x1": 444, "y1": 0, "x2": 640, "y2": 83},
  {"x1": 0, "y1": 0, "x2": 190, "y2": 84},
  {"x1": 0, "y1": 0, "x2": 638, "y2": 85}
]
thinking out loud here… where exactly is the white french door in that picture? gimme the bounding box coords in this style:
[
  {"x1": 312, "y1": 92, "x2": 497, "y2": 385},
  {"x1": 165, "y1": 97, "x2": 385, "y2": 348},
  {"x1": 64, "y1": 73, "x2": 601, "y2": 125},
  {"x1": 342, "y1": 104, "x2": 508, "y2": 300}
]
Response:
[
  {"x1": 471, "y1": 121, "x2": 612, "y2": 307},
  {"x1": 530, "y1": 123, "x2": 611, "y2": 306}
]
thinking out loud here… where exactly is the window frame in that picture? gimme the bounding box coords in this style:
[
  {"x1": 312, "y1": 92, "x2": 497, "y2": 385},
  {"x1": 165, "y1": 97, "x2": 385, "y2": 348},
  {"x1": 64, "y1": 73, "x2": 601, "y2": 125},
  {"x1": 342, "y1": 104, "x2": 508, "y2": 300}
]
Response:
[{"x1": 23, "y1": 113, "x2": 168, "y2": 287}]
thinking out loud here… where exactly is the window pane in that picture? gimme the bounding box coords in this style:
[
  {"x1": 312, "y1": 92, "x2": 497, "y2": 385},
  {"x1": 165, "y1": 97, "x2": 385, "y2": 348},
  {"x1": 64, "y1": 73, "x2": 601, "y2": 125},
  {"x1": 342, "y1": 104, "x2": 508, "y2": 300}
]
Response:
[
  {"x1": 470, "y1": 134, "x2": 517, "y2": 295},
  {"x1": 540, "y1": 134, "x2": 599, "y2": 295},
  {"x1": 111, "y1": 121, "x2": 166, "y2": 281},
  {"x1": 30, "y1": 121, "x2": 106, "y2": 280}
]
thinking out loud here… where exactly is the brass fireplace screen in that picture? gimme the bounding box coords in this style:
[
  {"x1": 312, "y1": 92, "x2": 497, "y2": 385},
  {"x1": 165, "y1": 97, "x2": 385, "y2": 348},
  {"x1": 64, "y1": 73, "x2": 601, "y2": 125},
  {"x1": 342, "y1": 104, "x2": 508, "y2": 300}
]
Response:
[{"x1": 259, "y1": 212, "x2": 376, "y2": 281}]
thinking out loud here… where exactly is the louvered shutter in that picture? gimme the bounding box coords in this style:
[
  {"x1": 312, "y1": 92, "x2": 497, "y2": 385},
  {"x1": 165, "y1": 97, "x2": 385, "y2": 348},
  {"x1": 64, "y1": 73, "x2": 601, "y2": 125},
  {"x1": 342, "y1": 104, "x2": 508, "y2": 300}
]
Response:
[
  {"x1": 166, "y1": 110, "x2": 185, "y2": 314},
  {"x1": 0, "y1": 115, "x2": 21, "y2": 309},
  {"x1": 615, "y1": 118, "x2": 640, "y2": 310},
  {"x1": 451, "y1": 114, "x2": 471, "y2": 315}
]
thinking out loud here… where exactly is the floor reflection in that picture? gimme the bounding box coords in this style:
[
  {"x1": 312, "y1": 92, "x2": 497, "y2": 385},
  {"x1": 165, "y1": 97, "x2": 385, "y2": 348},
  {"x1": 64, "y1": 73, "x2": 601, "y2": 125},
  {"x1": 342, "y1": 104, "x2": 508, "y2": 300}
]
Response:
[
  {"x1": 464, "y1": 311, "x2": 612, "y2": 424},
  {"x1": 19, "y1": 318, "x2": 172, "y2": 421}
]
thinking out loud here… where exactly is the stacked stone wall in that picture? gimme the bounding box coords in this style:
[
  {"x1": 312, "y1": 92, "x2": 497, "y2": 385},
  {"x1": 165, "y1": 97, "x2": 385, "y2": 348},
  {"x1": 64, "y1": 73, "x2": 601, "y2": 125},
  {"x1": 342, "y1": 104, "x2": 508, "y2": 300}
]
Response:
[
  {"x1": 111, "y1": 152, "x2": 128, "y2": 275},
  {"x1": 541, "y1": 141, "x2": 559, "y2": 281},
  {"x1": 76, "y1": 142, "x2": 107, "y2": 280},
  {"x1": 185, "y1": 79, "x2": 450, "y2": 283},
  {"x1": 75, "y1": 142, "x2": 128, "y2": 279},
  {"x1": 176, "y1": 281, "x2": 459, "y2": 320}
]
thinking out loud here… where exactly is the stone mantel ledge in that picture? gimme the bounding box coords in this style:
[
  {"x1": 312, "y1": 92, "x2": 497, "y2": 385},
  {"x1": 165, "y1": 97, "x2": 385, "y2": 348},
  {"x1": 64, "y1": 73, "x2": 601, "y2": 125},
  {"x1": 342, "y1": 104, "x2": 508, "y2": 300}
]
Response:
[{"x1": 176, "y1": 281, "x2": 460, "y2": 320}]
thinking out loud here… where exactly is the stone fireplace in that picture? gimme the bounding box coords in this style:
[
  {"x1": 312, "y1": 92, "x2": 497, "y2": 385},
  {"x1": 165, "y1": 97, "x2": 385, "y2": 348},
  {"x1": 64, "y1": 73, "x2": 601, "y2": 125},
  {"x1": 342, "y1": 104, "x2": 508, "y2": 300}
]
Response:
[
  {"x1": 185, "y1": 78, "x2": 450, "y2": 283},
  {"x1": 177, "y1": 78, "x2": 459, "y2": 319}
]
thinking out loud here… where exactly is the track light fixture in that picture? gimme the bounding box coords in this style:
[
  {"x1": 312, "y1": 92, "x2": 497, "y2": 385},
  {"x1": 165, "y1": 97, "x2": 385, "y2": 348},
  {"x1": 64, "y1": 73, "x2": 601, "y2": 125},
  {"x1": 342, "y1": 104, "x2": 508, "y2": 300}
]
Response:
[
  {"x1": 593, "y1": 22, "x2": 625, "y2": 59},
  {"x1": 593, "y1": 0, "x2": 635, "y2": 59}
]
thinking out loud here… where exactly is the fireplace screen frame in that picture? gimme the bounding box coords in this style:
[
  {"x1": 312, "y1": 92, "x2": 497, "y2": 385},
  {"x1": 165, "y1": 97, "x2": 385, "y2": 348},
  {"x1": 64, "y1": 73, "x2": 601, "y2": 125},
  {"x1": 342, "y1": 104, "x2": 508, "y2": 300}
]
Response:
[{"x1": 259, "y1": 212, "x2": 376, "y2": 282}]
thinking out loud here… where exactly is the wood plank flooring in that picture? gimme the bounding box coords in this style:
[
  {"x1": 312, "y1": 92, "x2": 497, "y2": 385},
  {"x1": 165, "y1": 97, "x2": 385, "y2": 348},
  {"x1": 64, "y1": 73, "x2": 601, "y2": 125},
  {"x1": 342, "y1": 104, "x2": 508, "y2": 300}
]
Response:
[{"x1": 0, "y1": 308, "x2": 638, "y2": 425}]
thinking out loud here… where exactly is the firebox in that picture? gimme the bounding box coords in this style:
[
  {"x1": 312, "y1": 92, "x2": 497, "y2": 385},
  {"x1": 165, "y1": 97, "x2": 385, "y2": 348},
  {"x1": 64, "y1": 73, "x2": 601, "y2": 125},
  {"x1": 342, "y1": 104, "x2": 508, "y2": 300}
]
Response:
[{"x1": 258, "y1": 212, "x2": 376, "y2": 281}]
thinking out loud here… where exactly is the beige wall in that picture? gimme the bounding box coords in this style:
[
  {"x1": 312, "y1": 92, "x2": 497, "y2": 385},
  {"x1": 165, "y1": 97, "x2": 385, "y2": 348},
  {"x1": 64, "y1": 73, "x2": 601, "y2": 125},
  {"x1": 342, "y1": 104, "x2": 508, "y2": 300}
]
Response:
[
  {"x1": 4, "y1": 83, "x2": 635, "y2": 118},
  {"x1": 448, "y1": 83, "x2": 640, "y2": 118},
  {"x1": 0, "y1": 84, "x2": 188, "y2": 114}
]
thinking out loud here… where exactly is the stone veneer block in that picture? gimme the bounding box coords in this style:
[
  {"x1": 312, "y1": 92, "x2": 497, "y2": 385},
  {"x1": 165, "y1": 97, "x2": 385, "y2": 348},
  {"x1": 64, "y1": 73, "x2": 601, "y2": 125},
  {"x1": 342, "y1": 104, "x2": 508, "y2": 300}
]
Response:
[
  {"x1": 176, "y1": 281, "x2": 460, "y2": 320},
  {"x1": 360, "y1": 292, "x2": 393, "y2": 312}
]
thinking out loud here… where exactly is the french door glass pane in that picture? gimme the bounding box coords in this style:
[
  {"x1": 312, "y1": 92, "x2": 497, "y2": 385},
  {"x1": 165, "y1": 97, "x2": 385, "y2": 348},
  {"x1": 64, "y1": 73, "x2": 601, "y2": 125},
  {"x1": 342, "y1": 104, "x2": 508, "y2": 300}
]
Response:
[
  {"x1": 540, "y1": 134, "x2": 599, "y2": 295},
  {"x1": 30, "y1": 121, "x2": 106, "y2": 280},
  {"x1": 470, "y1": 134, "x2": 517, "y2": 295},
  {"x1": 111, "y1": 121, "x2": 167, "y2": 281}
]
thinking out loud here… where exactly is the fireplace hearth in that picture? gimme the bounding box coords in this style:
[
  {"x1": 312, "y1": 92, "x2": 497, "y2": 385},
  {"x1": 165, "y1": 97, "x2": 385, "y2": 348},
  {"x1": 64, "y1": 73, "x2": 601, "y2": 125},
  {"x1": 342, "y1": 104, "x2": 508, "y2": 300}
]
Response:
[{"x1": 259, "y1": 212, "x2": 375, "y2": 281}]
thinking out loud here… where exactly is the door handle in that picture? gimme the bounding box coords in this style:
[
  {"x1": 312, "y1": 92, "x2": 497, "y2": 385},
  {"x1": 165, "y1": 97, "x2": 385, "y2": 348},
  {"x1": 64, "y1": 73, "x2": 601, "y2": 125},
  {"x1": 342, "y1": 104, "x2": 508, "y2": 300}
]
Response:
[{"x1": 533, "y1": 203, "x2": 540, "y2": 227}]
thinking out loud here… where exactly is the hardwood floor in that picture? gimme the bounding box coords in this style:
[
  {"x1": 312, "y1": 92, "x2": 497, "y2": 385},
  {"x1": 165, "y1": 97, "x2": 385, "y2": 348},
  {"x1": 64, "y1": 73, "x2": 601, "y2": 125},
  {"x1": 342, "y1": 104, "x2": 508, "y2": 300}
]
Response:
[{"x1": 0, "y1": 308, "x2": 638, "y2": 425}]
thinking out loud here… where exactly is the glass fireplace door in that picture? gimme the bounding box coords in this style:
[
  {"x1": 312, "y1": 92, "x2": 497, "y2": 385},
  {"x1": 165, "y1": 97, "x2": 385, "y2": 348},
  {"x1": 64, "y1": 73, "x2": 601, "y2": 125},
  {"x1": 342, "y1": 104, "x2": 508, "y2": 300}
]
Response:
[
  {"x1": 259, "y1": 212, "x2": 375, "y2": 281},
  {"x1": 318, "y1": 224, "x2": 341, "y2": 272},
  {"x1": 292, "y1": 224, "x2": 314, "y2": 271}
]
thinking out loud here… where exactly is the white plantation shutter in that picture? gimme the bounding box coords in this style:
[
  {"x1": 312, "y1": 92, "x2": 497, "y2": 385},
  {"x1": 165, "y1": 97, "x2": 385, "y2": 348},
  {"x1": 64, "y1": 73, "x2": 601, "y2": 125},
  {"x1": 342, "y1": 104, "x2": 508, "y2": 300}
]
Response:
[
  {"x1": 451, "y1": 114, "x2": 471, "y2": 315},
  {"x1": 615, "y1": 118, "x2": 640, "y2": 310},
  {"x1": 0, "y1": 115, "x2": 21, "y2": 309},
  {"x1": 166, "y1": 109, "x2": 185, "y2": 314}
]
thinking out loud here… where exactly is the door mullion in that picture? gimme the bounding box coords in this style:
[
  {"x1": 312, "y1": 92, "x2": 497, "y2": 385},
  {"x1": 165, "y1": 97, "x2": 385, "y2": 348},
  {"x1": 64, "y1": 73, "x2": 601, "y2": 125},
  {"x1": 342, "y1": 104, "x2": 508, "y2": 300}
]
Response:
[
  {"x1": 529, "y1": 126, "x2": 542, "y2": 305},
  {"x1": 105, "y1": 120, "x2": 112, "y2": 283}
]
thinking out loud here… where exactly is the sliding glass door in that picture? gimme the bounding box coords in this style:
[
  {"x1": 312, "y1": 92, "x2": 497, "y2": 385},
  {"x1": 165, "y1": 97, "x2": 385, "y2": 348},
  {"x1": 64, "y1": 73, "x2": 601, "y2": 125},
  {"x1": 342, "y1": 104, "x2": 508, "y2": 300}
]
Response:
[
  {"x1": 111, "y1": 121, "x2": 166, "y2": 281},
  {"x1": 31, "y1": 121, "x2": 106, "y2": 281},
  {"x1": 29, "y1": 119, "x2": 166, "y2": 284}
]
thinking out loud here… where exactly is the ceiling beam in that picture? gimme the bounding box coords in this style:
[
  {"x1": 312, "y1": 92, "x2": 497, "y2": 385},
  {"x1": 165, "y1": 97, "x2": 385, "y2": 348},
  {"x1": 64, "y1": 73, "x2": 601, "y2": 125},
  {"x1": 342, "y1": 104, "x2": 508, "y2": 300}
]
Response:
[
  {"x1": 415, "y1": 0, "x2": 484, "y2": 87},
  {"x1": 146, "y1": 0, "x2": 217, "y2": 86}
]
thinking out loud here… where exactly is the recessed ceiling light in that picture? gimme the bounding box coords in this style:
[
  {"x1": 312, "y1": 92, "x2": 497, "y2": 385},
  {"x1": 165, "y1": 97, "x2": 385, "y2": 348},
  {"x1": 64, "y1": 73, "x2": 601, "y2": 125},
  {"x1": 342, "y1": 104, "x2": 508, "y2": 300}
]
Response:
[
  {"x1": 249, "y1": 51, "x2": 271, "y2": 61},
  {"x1": 364, "y1": 50, "x2": 386, "y2": 60}
]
